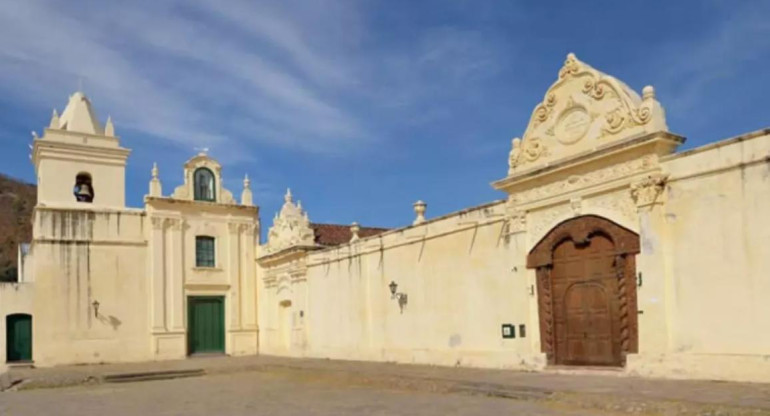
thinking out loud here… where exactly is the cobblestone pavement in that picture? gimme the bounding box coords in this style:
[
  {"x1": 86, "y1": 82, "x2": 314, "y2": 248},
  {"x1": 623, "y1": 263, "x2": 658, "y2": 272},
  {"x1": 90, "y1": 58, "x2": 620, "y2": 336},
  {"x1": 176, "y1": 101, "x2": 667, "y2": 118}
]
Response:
[{"x1": 2, "y1": 355, "x2": 769, "y2": 415}]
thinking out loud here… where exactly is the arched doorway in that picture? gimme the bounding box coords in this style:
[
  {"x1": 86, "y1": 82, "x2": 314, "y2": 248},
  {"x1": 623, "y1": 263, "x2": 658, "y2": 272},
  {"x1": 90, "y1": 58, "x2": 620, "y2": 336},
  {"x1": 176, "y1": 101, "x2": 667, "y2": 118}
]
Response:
[
  {"x1": 527, "y1": 215, "x2": 639, "y2": 367},
  {"x1": 6, "y1": 314, "x2": 32, "y2": 362}
]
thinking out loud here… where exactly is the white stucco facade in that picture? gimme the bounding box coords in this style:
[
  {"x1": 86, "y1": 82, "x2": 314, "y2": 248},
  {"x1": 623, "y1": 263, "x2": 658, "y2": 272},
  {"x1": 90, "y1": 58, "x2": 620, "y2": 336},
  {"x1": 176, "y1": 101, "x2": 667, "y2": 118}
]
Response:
[
  {"x1": 1, "y1": 54, "x2": 769, "y2": 383},
  {"x1": 256, "y1": 54, "x2": 770, "y2": 383}
]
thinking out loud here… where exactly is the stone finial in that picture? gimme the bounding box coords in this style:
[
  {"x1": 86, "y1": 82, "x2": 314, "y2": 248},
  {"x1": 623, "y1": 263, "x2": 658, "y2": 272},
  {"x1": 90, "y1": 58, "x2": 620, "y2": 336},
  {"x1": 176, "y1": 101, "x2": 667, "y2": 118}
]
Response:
[
  {"x1": 642, "y1": 85, "x2": 655, "y2": 101},
  {"x1": 350, "y1": 222, "x2": 361, "y2": 242},
  {"x1": 105, "y1": 116, "x2": 115, "y2": 137},
  {"x1": 508, "y1": 137, "x2": 522, "y2": 175},
  {"x1": 241, "y1": 174, "x2": 253, "y2": 206},
  {"x1": 284, "y1": 188, "x2": 293, "y2": 203},
  {"x1": 149, "y1": 162, "x2": 162, "y2": 197},
  {"x1": 413, "y1": 200, "x2": 427, "y2": 225},
  {"x1": 49, "y1": 109, "x2": 60, "y2": 129}
]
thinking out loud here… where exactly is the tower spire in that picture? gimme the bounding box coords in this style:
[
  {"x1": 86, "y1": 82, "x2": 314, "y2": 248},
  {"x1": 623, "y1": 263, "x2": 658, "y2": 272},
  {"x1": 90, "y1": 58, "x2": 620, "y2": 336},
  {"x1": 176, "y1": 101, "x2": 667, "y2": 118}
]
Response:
[
  {"x1": 105, "y1": 115, "x2": 115, "y2": 137},
  {"x1": 49, "y1": 109, "x2": 60, "y2": 129}
]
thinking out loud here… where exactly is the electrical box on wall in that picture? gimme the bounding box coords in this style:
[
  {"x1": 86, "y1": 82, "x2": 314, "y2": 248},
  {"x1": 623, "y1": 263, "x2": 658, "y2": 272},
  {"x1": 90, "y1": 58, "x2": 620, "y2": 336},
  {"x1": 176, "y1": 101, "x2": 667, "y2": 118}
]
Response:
[{"x1": 501, "y1": 324, "x2": 515, "y2": 339}]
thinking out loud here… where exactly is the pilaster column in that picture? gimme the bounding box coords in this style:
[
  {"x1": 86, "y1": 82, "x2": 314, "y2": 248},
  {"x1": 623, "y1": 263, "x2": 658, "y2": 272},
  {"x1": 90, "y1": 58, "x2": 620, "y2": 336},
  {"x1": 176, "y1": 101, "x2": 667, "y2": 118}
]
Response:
[
  {"x1": 506, "y1": 201, "x2": 539, "y2": 355},
  {"x1": 240, "y1": 223, "x2": 257, "y2": 329},
  {"x1": 167, "y1": 218, "x2": 185, "y2": 332},
  {"x1": 228, "y1": 222, "x2": 242, "y2": 330},
  {"x1": 630, "y1": 173, "x2": 671, "y2": 354},
  {"x1": 150, "y1": 217, "x2": 166, "y2": 332}
]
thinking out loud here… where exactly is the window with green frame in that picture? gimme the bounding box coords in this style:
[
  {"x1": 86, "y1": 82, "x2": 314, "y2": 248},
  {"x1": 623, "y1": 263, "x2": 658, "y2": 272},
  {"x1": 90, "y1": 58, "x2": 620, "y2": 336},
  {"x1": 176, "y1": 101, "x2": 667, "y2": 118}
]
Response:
[
  {"x1": 195, "y1": 236, "x2": 216, "y2": 267},
  {"x1": 193, "y1": 168, "x2": 216, "y2": 202}
]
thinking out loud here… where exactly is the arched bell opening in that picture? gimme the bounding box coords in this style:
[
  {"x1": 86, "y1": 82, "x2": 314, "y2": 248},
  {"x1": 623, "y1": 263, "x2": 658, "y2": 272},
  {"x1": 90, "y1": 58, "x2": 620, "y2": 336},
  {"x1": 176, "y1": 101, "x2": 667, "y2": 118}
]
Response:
[{"x1": 73, "y1": 172, "x2": 94, "y2": 203}]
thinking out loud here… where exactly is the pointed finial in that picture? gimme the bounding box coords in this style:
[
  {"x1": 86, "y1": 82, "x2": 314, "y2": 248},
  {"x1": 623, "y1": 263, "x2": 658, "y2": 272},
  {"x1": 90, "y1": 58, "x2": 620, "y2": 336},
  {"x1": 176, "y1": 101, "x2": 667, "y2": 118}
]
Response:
[
  {"x1": 49, "y1": 109, "x2": 60, "y2": 129},
  {"x1": 149, "y1": 162, "x2": 162, "y2": 197},
  {"x1": 105, "y1": 115, "x2": 115, "y2": 137},
  {"x1": 241, "y1": 174, "x2": 253, "y2": 206},
  {"x1": 284, "y1": 188, "x2": 293, "y2": 203},
  {"x1": 297, "y1": 200, "x2": 302, "y2": 210}
]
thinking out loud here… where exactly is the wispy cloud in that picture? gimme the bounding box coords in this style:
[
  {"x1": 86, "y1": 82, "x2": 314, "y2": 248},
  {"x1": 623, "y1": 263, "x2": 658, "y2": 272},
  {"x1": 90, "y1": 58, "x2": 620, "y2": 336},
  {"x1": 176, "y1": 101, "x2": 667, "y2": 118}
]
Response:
[
  {"x1": 0, "y1": 0, "x2": 512, "y2": 166},
  {"x1": 0, "y1": 0, "x2": 371, "y2": 160},
  {"x1": 653, "y1": 2, "x2": 770, "y2": 115}
]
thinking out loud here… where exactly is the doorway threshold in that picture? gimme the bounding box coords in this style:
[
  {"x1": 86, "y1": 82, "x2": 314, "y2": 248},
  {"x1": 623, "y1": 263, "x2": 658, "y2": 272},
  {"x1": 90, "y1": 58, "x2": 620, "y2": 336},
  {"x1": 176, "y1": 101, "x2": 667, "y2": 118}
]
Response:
[
  {"x1": 544, "y1": 365, "x2": 625, "y2": 377},
  {"x1": 188, "y1": 353, "x2": 227, "y2": 359},
  {"x1": 6, "y1": 361, "x2": 34, "y2": 369}
]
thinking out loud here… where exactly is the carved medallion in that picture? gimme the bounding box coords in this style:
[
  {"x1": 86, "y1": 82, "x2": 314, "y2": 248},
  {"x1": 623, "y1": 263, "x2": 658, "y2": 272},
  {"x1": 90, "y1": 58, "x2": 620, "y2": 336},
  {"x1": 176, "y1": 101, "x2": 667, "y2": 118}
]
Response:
[{"x1": 554, "y1": 106, "x2": 591, "y2": 144}]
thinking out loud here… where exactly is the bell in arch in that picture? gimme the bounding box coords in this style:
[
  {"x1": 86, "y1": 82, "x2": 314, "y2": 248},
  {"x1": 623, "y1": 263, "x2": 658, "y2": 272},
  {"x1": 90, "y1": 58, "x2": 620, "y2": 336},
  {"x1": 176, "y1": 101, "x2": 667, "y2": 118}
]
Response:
[{"x1": 74, "y1": 173, "x2": 95, "y2": 203}]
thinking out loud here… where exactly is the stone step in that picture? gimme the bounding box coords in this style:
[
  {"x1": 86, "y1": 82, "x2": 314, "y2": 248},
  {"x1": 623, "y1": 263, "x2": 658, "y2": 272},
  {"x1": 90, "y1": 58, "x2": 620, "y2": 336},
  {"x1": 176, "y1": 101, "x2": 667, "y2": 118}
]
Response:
[{"x1": 103, "y1": 369, "x2": 205, "y2": 383}]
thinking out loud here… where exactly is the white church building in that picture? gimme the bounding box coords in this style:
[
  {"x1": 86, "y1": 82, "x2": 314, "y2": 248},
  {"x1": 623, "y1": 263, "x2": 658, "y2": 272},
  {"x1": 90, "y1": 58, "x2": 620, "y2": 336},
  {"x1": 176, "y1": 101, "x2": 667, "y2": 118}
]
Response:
[{"x1": 1, "y1": 54, "x2": 769, "y2": 383}]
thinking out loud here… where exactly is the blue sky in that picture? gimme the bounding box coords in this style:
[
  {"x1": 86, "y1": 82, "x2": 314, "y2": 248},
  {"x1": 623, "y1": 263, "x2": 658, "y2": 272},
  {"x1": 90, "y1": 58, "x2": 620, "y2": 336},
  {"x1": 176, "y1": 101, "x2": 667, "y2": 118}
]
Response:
[{"x1": 0, "y1": 1, "x2": 768, "y2": 234}]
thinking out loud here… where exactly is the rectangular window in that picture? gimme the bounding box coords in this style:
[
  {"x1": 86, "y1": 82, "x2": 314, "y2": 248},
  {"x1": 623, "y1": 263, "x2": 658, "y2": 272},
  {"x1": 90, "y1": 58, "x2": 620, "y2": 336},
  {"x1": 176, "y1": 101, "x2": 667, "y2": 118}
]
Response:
[{"x1": 195, "y1": 236, "x2": 216, "y2": 268}]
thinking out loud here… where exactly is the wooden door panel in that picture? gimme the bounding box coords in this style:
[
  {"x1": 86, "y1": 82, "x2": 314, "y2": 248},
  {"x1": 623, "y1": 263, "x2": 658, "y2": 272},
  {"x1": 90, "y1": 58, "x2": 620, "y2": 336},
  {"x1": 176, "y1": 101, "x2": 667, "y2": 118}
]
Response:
[
  {"x1": 6, "y1": 314, "x2": 32, "y2": 362},
  {"x1": 552, "y1": 234, "x2": 620, "y2": 366},
  {"x1": 188, "y1": 297, "x2": 225, "y2": 355}
]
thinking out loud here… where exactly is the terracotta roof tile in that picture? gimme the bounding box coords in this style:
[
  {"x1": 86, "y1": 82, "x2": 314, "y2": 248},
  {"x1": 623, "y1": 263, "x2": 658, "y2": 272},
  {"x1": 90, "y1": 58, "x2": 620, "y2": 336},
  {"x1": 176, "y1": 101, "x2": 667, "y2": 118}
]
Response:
[{"x1": 310, "y1": 223, "x2": 390, "y2": 247}]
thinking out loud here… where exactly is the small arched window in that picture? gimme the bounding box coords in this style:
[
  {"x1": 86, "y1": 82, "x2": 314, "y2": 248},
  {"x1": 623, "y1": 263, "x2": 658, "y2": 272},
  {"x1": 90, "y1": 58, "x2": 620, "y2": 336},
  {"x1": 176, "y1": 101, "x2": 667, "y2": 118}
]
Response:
[
  {"x1": 73, "y1": 172, "x2": 94, "y2": 203},
  {"x1": 193, "y1": 168, "x2": 216, "y2": 202}
]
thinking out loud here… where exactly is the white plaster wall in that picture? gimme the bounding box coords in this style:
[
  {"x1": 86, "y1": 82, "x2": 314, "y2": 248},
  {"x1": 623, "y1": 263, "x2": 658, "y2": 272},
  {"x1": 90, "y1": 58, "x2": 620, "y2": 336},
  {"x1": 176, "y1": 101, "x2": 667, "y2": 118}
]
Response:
[
  {"x1": 0, "y1": 282, "x2": 34, "y2": 364},
  {"x1": 30, "y1": 208, "x2": 150, "y2": 366},
  {"x1": 265, "y1": 202, "x2": 545, "y2": 369},
  {"x1": 664, "y1": 134, "x2": 770, "y2": 355},
  {"x1": 146, "y1": 200, "x2": 259, "y2": 359},
  {"x1": 623, "y1": 131, "x2": 770, "y2": 382},
  {"x1": 35, "y1": 149, "x2": 127, "y2": 209}
]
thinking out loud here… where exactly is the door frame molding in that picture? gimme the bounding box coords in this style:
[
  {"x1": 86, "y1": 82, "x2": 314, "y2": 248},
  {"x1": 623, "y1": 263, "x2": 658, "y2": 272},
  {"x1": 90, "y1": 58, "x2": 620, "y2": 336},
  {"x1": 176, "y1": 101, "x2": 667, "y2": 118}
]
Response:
[{"x1": 527, "y1": 215, "x2": 640, "y2": 366}]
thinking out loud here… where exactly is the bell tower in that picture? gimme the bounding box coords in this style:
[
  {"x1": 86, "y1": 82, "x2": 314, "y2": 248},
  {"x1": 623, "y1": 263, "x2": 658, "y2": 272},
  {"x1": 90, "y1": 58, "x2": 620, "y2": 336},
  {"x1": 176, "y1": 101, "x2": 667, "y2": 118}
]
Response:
[{"x1": 31, "y1": 92, "x2": 130, "y2": 208}]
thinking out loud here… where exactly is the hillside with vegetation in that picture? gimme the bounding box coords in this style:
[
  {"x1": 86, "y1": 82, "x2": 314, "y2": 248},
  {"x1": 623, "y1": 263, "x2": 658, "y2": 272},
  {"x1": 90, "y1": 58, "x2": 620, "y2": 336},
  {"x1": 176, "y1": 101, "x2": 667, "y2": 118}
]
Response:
[{"x1": 0, "y1": 174, "x2": 35, "y2": 281}]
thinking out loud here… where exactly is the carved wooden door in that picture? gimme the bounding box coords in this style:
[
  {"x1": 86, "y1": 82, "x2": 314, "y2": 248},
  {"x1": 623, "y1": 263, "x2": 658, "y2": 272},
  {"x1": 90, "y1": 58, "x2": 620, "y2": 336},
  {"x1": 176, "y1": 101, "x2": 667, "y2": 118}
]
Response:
[
  {"x1": 552, "y1": 234, "x2": 618, "y2": 366},
  {"x1": 528, "y1": 215, "x2": 639, "y2": 368}
]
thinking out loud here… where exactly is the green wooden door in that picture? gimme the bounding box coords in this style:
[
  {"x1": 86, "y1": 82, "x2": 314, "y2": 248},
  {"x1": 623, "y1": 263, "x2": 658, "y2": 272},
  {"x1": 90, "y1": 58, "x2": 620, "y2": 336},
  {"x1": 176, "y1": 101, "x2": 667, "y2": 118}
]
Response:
[
  {"x1": 6, "y1": 314, "x2": 32, "y2": 362},
  {"x1": 187, "y1": 297, "x2": 225, "y2": 355}
]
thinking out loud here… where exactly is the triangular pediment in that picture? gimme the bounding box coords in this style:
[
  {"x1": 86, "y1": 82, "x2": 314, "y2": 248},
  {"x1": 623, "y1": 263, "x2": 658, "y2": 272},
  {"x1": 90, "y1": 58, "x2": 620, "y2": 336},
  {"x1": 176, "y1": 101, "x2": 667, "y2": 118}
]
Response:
[{"x1": 506, "y1": 53, "x2": 668, "y2": 176}]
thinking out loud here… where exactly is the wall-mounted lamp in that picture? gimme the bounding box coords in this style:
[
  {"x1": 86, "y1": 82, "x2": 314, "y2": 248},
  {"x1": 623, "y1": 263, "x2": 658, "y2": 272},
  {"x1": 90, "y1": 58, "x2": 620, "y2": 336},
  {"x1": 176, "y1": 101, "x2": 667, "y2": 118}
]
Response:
[
  {"x1": 388, "y1": 281, "x2": 408, "y2": 313},
  {"x1": 92, "y1": 300, "x2": 100, "y2": 317}
]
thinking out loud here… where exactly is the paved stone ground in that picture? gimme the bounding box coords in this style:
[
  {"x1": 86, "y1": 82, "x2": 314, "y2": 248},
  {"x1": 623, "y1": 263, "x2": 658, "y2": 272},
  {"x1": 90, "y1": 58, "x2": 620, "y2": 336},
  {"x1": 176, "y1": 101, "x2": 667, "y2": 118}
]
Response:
[
  {"x1": 0, "y1": 371, "x2": 604, "y2": 416},
  {"x1": 2, "y1": 355, "x2": 769, "y2": 415}
]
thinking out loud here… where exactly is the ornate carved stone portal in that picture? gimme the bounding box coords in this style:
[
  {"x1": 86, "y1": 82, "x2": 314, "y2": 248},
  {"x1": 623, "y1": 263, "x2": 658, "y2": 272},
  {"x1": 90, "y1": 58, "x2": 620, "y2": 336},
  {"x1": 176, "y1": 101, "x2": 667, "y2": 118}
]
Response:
[
  {"x1": 527, "y1": 215, "x2": 640, "y2": 367},
  {"x1": 508, "y1": 53, "x2": 668, "y2": 176},
  {"x1": 265, "y1": 189, "x2": 315, "y2": 254}
]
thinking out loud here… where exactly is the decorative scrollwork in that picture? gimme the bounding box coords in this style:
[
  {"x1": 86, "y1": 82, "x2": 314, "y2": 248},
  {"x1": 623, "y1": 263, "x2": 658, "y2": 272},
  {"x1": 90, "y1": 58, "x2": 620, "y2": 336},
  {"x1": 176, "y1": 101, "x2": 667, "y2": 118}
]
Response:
[
  {"x1": 615, "y1": 254, "x2": 630, "y2": 353},
  {"x1": 558, "y1": 53, "x2": 580, "y2": 79},
  {"x1": 536, "y1": 267, "x2": 555, "y2": 361},
  {"x1": 582, "y1": 78, "x2": 606, "y2": 100},
  {"x1": 630, "y1": 173, "x2": 668, "y2": 207},
  {"x1": 508, "y1": 137, "x2": 549, "y2": 174}
]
